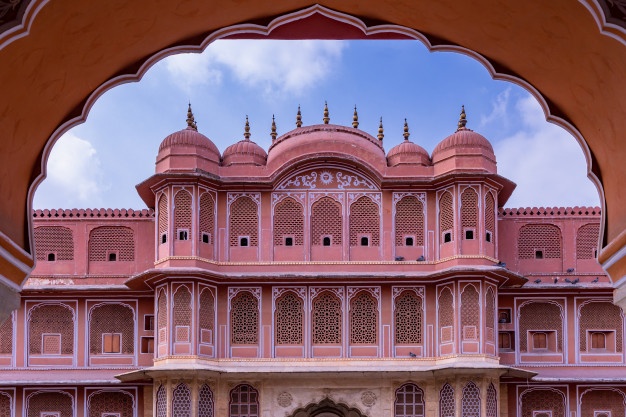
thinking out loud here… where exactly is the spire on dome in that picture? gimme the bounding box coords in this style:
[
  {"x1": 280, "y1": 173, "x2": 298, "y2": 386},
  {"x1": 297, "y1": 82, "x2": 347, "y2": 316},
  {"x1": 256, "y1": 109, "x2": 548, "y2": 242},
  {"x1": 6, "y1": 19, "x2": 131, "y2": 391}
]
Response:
[
  {"x1": 457, "y1": 105, "x2": 468, "y2": 131},
  {"x1": 296, "y1": 105, "x2": 302, "y2": 128},
  {"x1": 352, "y1": 105, "x2": 359, "y2": 128},
  {"x1": 186, "y1": 102, "x2": 197, "y2": 131},
  {"x1": 323, "y1": 101, "x2": 330, "y2": 124},
  {"x1": 403, "y1": 118, "x2": 410, "y2": 141},
  {"x1": 271, "y1": 115, "x2": 277, "y2": 141},
  {"x1": 377, "y1": 117, "x2": 384, "y2": 141},
  {"x1": 244, "y1": 115, "x2": 251, "y2": 140}
]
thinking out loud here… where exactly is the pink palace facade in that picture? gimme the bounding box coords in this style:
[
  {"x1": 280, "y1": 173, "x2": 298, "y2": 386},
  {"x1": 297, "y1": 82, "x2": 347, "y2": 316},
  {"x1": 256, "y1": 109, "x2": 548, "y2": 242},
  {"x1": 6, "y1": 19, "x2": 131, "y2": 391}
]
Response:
[{"x1": 0, "y1": 105, "x2": 621, "y2": 417}]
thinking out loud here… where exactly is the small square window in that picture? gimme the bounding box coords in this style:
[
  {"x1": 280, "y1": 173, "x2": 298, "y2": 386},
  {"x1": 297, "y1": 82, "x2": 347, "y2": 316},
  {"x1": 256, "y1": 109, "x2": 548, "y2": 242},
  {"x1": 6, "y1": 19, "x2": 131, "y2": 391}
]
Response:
[
  {"x1": 161, "y1": 233, "x2": 167, "y2": 244},
  {"x1": 486, "y1": 231, "x2": 492, "y2": 242},
  {"x1": 405, "y1": 236, "x2": 414, "y2": 246},
  {"x1": 239, "y1": 237, "x2": 249, "y2": 247},
  {"x1": 202, "y1": 233, "x2": 210, "y2": 244},
  {"x1": 108, "y1": 252, "x2": 117, "y2": 262},
  {"x1": 532, "y1": 332, "x2": 548, "y2": 349},
  {"x1": 47, "y1": 253, "x2": 56, "y2": 262},
  {"x1": 360, "y1": 236, "x2": 369, "y2": 246},
  {"x1": 535, "y1": 250, "x2": 544, "y2": 259},
  {"x1": 284, "y1": 237, "x2": 293, "y2": 246},
  {"x1": 42, "y1": 334, "x2": 61, "y2": 355},
  {"x1": 140, "y1": 337, "x2": 154, "y2": 354},
  {"x1": 498, "y1": 309, "x2": 511, "y2": 323},
  {"x1": 178, "y1": 229, "x2": 188, "y2": 241},
  {"x1": 498, "y1": 332, "x2": 512, "y2": 350},
  {"x1": 322, "y1": 236, "x2": 331, "y2": 246},
  {"x1": 103, "y1": 333, "x2": 121, "y2": 353},
  {"x1": 443, "y1": 232, "x2": 452, "y2": 243},
  {"x1": 591, "y1": 332, "x2": 607, "y2": 350},
  {"x1": 144, "y1": 315, "x2": 154, "y2": 331},
  {"x1": 465, "y1": 230, "x2": 474, "y2": 240}
]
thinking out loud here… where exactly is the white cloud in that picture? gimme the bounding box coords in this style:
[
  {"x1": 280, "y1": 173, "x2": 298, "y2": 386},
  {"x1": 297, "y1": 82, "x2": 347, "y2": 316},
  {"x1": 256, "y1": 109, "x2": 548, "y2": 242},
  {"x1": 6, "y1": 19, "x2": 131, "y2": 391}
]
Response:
[
  {"x1": 164, "y1": 40, "x2": 346, "y2": 96},
  {"x1": 35, "y1": 133, "x2": 107, "y2": 207},
  {"x1": 480, "y1": 87, "x2": 510, "y2": 127},
  {"x1": 495, "y1": 95, "x2": 600, "y2": 208}
]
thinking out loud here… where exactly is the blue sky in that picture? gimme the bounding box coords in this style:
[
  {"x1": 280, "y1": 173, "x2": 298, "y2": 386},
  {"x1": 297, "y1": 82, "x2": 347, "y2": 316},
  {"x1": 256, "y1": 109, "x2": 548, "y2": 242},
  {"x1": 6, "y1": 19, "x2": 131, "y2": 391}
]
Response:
[{"x1": 33, "y1": 40, "x2": 600, "y2": 209}]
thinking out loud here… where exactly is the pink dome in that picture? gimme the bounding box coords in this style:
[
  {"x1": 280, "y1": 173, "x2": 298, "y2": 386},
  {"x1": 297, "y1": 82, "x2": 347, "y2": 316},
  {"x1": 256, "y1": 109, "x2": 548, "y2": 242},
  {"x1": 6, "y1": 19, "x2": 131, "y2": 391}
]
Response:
[
  {"x1": 431, "y1": 127, "x2": 494, "y2": 161},
  {"x1": 222, "y1": 139, "x2": 267, "y2": 166},
  {"x1": 158, "y1": 127, "x2": 221, "y2": 164},
  {"x1": 387, "y1": 140, "x2": 431, "y2": 166}
]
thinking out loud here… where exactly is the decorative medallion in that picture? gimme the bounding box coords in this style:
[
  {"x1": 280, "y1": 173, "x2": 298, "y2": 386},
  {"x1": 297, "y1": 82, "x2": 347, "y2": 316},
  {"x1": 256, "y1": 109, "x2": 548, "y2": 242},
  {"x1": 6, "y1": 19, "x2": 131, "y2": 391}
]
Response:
[
  {"x1": 361, "y1": 390, "x2": 377, "y2": 407},
  {"x1": 277, "y1": 391, "x2": 293, "y2": 408}
]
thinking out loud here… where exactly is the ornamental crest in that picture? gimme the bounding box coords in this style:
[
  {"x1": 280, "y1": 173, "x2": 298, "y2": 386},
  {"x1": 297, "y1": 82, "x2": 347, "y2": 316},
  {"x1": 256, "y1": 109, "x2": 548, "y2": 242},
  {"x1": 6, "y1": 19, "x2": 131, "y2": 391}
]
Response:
[{"x1": 276, "y1": 168, "x2": 377, "y2": 190}]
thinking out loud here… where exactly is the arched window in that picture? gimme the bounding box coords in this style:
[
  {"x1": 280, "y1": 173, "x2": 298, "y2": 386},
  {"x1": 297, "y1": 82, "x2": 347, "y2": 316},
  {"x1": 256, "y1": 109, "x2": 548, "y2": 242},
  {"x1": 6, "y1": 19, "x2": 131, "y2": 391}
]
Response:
[
  {"x1": 395, "y1": 196, "x2": 424, "y2": 246},
  {"x1": 462, "y1": 381, "x2": 480, "y2": 417},
  {"x1": 198, "y1": 384, "x2": 214, "y2": 417},
  {"x1": 157, "y1": 289, "x2": 167, "y2": 348},
  {"x1": 350, "y1": 291, "x2": 378, "y2": 344},
  {"x1": 89, "y1": 226, "x2": 135, "y2": 261},
  {"x1": 439, "y1": 383, "x2": 455, "y2": 417},
  {"x1": 229, "y1": 384, "x2": 259, "y2": 417},
  {"x1": 312, "y1": 291, "x2": 342, "y2": 344},
  {"x1": 519, "y1": 302, "x2": 563, "y2": 353},
  {"x1": 485, "y1": 192, "x2": 495, "y2": 242},
  {"x1": 0, "y1": 392, "x2": 10, "y2": 417},
  {"x1": 580, "y1": 389, "x2": 625, "y2": 417},
  {"x1": 461, "y1": 188, "x2": 478, "y2": 239},
  {"x1": 349, "y1": 196, "x2": 380, "y2": 246},
  {"x1": 174, "y1": 190, "x2": 192, "y2": 240},
  {"x1": 576, "y1": 223, "x2": 600, "y2": 259},
  {"x1": 0, "y1": 314, "x2": 12, "y2": 355},
  {"x1": 438, "y1": 288, "x2": 454, "y2": 344},
  {"x1": 394, "y1": 383, "x2": 425, "y2": 417},
  {"x1": 89, "y1": 304, "x2": 134, "y2": 354},
  {"x1": 229, "y1": 196, "x2": 259, "y2": 247},
  {"x1": 273, "y1": 198, "x2": 304, "y2": 246},
  {"x1": 88, "y1": 390, "x2": 134, "y2": 417},
  {"x1": 173, "y1": 286, "x2": 192, "y2": 343},
  {"x1": 520, "y1": 388, "x2": 566, "y2": 417},
  {"x1": 311, "y1": 197, "x2": 342, "y2": 246},
  {"x1": 439, "y1": 192, "x2": 454, "y2": 242},
  {"x1": 485, "y1": 288, "x2": 495, "y2": 342},
  {"x1": 28, "y1": 304, "x2": 74, "y2": 355},
  {"x1": 394, "y1": 291, "x2": 423, "y2": 345},
  {"x1": 518, "y1": 224, "x2": 562, "y2": 259},
  {"x1": 27, "y1": 391, "x2": 73, "y2": 417},
  {"x1": 231, "y1": 292, "x2": 259, "y2": 345},
  {"x1": 461, "y1": 285, "x2": 479, "y2": 341},
  {"x1": 156, "y1": 385, "x2": 166, "y2": 417},
  {"x1": 158, "y1": 194, "x2": 168, "y2": 244},
  {"x1": 172, "y1": 383, "x2": 191, "y2": 417},
  {"x1": 33, "y1": 226, "x2": 74, "y2": 260},
  {"x1": 579, "y1": 301, "x2": 623, "y2": 353},
  {"x1": 486, "y1": 383, "x2": 497, "y2": 417},
  {"x1": 199, "y1": 193, "x2": 215, "y2": 244},
  {"x1": 275, "y1": 292, "x2": 304, "y2": 345},
  {"x1": 199, "y1": 288, "x2": 215, "y2": 347}
]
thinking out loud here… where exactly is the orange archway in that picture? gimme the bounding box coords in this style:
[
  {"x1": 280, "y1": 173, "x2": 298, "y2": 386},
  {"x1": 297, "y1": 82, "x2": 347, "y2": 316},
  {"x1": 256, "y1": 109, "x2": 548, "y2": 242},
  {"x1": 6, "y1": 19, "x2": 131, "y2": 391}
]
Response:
[{"x1": 1, "y1": 0, "x2": 626, "y2": 314}]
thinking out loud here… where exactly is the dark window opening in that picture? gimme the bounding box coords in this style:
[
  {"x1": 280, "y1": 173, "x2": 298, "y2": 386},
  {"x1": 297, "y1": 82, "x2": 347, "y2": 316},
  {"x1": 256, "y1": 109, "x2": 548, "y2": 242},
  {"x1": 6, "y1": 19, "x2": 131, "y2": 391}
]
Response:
[
  {"x1": 594, "y1": 249, "x2": 598, "y2": 258},
  {"x1": 533, "y1": 332, "x2": 547, "y2": 349},
  {"x1": 141, "y1": 337, "x2": 154, "y2": 354},
  {"x1": 405, "y1": 237, "x2": 414, "y2": 246},
  {"x1": 285, "y1": 237, "x2": 293, "y2": 246},
  {"x1": 202, "y1": 233, "x2": 210, "y2": 244},
  {"x1": 498, "y1": 332, "x2": 512, "y2": 350},
  {"x1": 591, "y1": 332, "x2": 607, "y2": 350},
  {"x1": 144, "y1": 315, "x2": 155, "y2": 331},
  {"x1": 535, "y1": 250, "x2": 544, "y2": 259},
  {"x1": 323, "y1": 236, "x2": 331, "y2": 246},
  {"x1": 108, "y1": 252, "x2": 117, "y2": 262},
  {"x1": 498, "y1": 309, "x2": 511, "y2": 323},
  {"x1": 465, "y1": 230, "x2": 474, "y2": 240},
  {"x1": 240, "y1": 237, "x2": 249, "y2": 247},
  {"x1": 47, "y1": 253, "x2": 56, "y2": 262},
  {"x1": 486, "y1": 232, "x2": 492, "y2": 242},
  {"x1": 360, "y1": 236, "x2": 369, "y2": 246},
  {"x1": 178, "y1": 230, "x2": 188, "y2": 241},
  {"x1": 443, "y1": 232, "x2": 452, "y2": 243},
  {"x1": 161, "y1": 233, "x2": 167, "y2": 244}
]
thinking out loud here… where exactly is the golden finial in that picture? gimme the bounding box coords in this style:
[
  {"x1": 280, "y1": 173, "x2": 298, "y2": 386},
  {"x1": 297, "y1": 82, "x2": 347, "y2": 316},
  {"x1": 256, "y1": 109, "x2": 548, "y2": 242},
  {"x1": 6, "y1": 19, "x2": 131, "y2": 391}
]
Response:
[
  {"x1": 271, "y1": 115, "x2": 277, "y2": 141},
  {"x1": 403, "y1": 118, "x2": 410, "y2": 141},
  {"x1": 377, "y1": 117, "x2": 384, "y2": 141},
  {"x1": 186, "y1": 102, "x2": 197, "y2": 131},
  {"x1": 457, "y1": 105, "x2": 468, "y2": 131},
  {"x1": 244, "y1": 115, "x2": 251, "y2": 140},
  {"x1": 296, "y1": 105, "x2": 302, "y2": 128},
  {"x1": 323, "y1": 101, "x2": 330, "y2": 124},
  {"x1": 352, "y1": 105, "x2": 359, "y2": 128}
]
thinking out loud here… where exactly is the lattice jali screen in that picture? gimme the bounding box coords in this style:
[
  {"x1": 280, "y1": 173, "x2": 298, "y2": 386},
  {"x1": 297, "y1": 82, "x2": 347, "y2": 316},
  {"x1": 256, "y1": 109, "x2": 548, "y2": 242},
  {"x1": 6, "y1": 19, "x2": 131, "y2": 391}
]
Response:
[
  {"x1": 27, "y1": 391, "x2": 73, "y2": 417},
  {"x1": 581, "y1": 389, "x2": 626, "y2": 417},
  {"x1": 275, "y1": 292, "x2": 304, "y2": 345},
  {"x1": 229, "y1": 384, "x2": 259, "y2": 417},
  {"x1": 156, "y1": 385, "x2": 166, "y2": 417},
  {"x1": 438, "y1": 288, "x2": 454, "y2": 343},
  {"x1": 230, "y1": 292, "x2": 259, "y2": 344},
  {"x1": 395, "y1": 196, "x2": 424, "y2": 246},
  {"x1": 88, "y1": 391, "x2": 133, "y2": 417},
  {"x1": 172, "y1": 383, "x2": 191, "y2": 417},
  {"x1": 89, "y1": 304, "x2": 134, "y2": 354},
  {"x1": 174, "y1": 190, "x2": 192, "y2": 235},
  {"x1": 33, "y1": 226, "x2": 74, "y2": 260},
  {"x1": 461, "y1": 285, "x2": 480, "y2": 341},
  {"x1": 439, "y1": 384, "x2": 455, "y2": 417},
  {"x1": 274, "y1": 198, "x2": 304, "y2": 246},
  {"x1": 157, "y1": 290, "x2": 167, "y2": 345},
  {"x1": 439, "y1": 192, "x2": 454, "y2": 240},
  {"x1": 349, "y1": 196, "x2": 380, "y2": 246},
  {"x1": 199, "y1": 193, "x2": 215, "y2": 244},
  {"x1": 518, "y1": 224, "x2": 562, "y2": 259},
  {"x1": 579, "y1": 301, "x2": 623, "y2": 352},
  {"x1": 312, "y1": 291, "x2": 342, "y2": 344},
  {"x1": 461, "y1": 188, "x2": 478, "y2": 229},
  {"x1": 350, "y1": 291, "x2": 378, "y2": 344},
  {"x1": 486, "y1": 383, "x2": 497, "y2": 417},
  {"x1": 311, "y1": 197, "x2": 342, "y2": 245},
  {"x1": 88, "y1": 227, "x2": 135, "y2": 261},
  {"x1": 0, "y1": 392, "x2": 10, "y2": 417},
  {"x1": 485, "y1": 192, "x2": 495, "y2": 234},
  {"x1": 229, "y1": 197, "x2": 259, "y2": 246},
  {"x1": 577, "y1": 223, "x2": 600, "y2": 259},
  {"x1": 519, "y1": 302, "x2": 563, "y2": 352},
  {"x1": 395, "y1": 291, "x2": 423, "y2": 344},
  {"x1": 198, "y1": 384, "x2": 214, "y2": 417},
  {"x1": 461, "y1": 382, "x2": 480, "y2": 417},
  {"x1": 29, "y1": 304, "x2": 74, "y2": 354},
  {"x1": 521, "y1": 389, "x2": 565, "y2": 417},
  {"x1": 173, "y1": 287, "x2": 192, "y2": 342},
  {"x1": 158, "y1": 194, "x2": 168, "y2": 238},
  {"x1": 486, "y1": 288, "x2": 495, "y2": 342},
  {"x1": 0, "y1": 315, "x2": 12, "y2": 354},
  {"x1": 394, "y1": 383, "x2": 425, "y2": 417},
  {"x1": 199, "y1": 289, "x2": 215, "y2": 344}
]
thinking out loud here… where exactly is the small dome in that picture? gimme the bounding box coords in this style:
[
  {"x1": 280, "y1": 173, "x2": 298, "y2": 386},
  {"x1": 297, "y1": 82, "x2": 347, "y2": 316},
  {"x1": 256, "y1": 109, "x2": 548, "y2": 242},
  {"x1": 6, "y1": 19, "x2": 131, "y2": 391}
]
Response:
[
  {"x1": 158, "y1": 127, "x2": 221, "y2": 164},
  {"x1": 387, "y1": 119, "x2": 430, "y2": 166},
  {"x1": 222, "y1": 139, "x2": 267, "y2": 166}
]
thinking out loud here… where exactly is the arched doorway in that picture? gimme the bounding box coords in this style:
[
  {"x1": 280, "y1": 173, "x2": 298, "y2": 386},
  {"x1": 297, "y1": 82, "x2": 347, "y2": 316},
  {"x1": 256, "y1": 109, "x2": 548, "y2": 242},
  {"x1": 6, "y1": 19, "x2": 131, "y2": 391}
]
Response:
[{"x1": 290, "y1": 398, "x2": 367, "y2": 417}]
